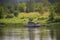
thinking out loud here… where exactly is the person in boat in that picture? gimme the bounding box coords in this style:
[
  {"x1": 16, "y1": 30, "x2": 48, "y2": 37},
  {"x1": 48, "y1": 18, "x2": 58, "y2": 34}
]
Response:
[
  {"x1": 28, "y1": 19, "x2": 35, "y2": 25},
  {"x1": 28, "y1": 18, "x2": 40, "y2": 28},
  {"x1": 28, "y1": 19, "x2": 36, "y2": 27},
  {"x1": 28, "y1": 19, "x2": 36, "y2": 31}
]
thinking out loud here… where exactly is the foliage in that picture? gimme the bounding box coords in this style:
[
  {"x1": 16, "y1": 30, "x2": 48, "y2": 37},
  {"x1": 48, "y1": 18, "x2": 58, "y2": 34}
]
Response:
[
  {"x1": 0, "y1": 2, "x2": 60, "y2": 24},
  {"x1": 0, "y1": 11, "x2": 2, "y2": 19},
  {"x1": 47, "y1": 5, "x2": 55, "y2": 23},
  {"x1": 0, "y1": 6, "x2": 5, "y2": 19},
  {"x1": 6, "y1": 14, "x2": 14, "y2": 18},
  {"x1": 14, "y1": 12, "x2": 18, "y2": 17},
  {"x1": 0, "y1": 12, "x2": 49, "y2": 24},
  {"x1": 54, "y1": 2, "x2": 60, "y2": 13},
  {"x1": 0, "y1": 2, "x2": 46, "y2": 19},
  {"x1": 17, "y1": 3, "x2": 26, "y2": 12}
]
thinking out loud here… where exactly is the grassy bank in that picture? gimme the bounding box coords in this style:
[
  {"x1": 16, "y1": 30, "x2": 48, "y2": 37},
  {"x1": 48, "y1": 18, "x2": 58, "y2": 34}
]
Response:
[
  {"x1": 0, "y1": 12, "x2": 60, "y2": 26},
  {"x1": 0, "y1": 12, "x2": 49, "y2": 24}
]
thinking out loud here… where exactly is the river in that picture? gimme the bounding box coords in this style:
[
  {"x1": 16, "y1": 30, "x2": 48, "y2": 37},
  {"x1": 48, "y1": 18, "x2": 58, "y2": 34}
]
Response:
[{"x1": 0, "y1": 26, "x2": 60, "y2": 40}]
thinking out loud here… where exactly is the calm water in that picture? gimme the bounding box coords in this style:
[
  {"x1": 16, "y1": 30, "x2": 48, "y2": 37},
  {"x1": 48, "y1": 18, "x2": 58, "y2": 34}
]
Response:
[{"x1": 0, "y1": 27, "x2": 59, "y2": 40}]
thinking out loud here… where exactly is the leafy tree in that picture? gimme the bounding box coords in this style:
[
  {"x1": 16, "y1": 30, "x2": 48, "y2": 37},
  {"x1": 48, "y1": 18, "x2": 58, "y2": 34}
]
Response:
[
  {"x1": 49, "y1": 0, "x2": 60, "y2": 13},
  {"x1": 19, "y1": 7, "x2": 24, "y2": 12},
  {"x1": 26, "y1": 0, "x2": 35, "y2": 12},
  {"x1": 0, "y1": 7, "x2": 3, "y2": 19},
  {"x1": 54, "y1": 2, "x2": 60, "y2": 13},
  {"x1": 0, "y1": 11, "x2": 2, "y2": 19},
  {"x1": 18, "y1": 3, "x2": 26, "y2": 12},
  {"x1": 48, "y1": 5, "x2": 55, "y2": 22}
]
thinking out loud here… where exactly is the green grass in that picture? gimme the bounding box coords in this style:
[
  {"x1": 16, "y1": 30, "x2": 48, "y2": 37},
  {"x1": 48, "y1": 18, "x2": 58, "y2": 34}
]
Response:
[
  {"x1": 0, "y1": 12, "x2": 49, "y2": 24},
  {"x1": 0, "y1": 12, "x2": 60, "y2": 24}
]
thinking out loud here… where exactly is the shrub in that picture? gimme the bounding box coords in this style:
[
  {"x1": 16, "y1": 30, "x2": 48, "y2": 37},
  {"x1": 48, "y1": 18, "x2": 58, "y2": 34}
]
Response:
[
  {"x1": 0, "y1": 11, "x2": 3, "y2": 19},
  {"x1": 14, "y1": 12, "x2": 18, "y2": 17},
  {"x1": 7, "y1": 6, "x2": 11, "y2": 9},
  {"x1": 26, "y1": 8, "x2": 30, "y2": 13},
  {"x1": 0, "y1": 23, "x2": 5, "y2": 25},
  {"x1": 8, "y1": 9, "x2": 14, "y2": 14},
  {"x1": 14, "y1": 6, "x2": 17, "y2": 10},
  {"x1": 6, "y1": 15, "x2": 13, "y2": 18},
  {"x1": 54, "y1": 19, "x2": 60, "y2": 22},
  {"x1": 19, "y1": 7, "x2": 24, "y2": 12},
  {"x1": 18, "y1": 3, "x2": 26, "y2": 12},
  {"x1": 15, "y1": 7, "x2": 17, "y2": 10},
  {"x1": 48, "y1": 9, "x2": 55, "y2": 22},
  {"x1": 55, "y1": 3, "x2": 60, "y2": 13}
]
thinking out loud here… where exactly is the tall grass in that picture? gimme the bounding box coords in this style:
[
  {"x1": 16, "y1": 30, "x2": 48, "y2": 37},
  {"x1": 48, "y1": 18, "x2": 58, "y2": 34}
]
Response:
[{"x1": 0, "y1": 12, "x2": 49, "y2": 24}]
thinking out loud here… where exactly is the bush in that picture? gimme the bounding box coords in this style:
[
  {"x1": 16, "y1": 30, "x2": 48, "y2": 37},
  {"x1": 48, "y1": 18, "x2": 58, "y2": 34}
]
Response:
[
  {"x1": 14, "y1": 12, "x2": 18, "y2": 17},
  {"x1": 0, "y1": 11, "x2": 3, "y2": 19},
  {"x1": 54, "y1": 19, "x2": 60, "y2": 22},
  {"x1": 26, "y1": 8, "x2": 30, "y2": 13},
  {"x1": 7, "y1": 6, "x2": 11, "y2": 9},
  {"x1": 14, "y1": 6, "x2": 17, "y2": 10},
  {"x1": 6, "y1": 15, "x2": 14, "y2": 18},
  {"x1": 55, "y1": 3, "x2": 60, "y2": 13},
  {"x1": 15, "y1": 7, "x2": 17, "y2": 10},
  {"x1": 0, "y1": 23, "x2": 5, "y2": 25},
  {"x1": 18, "y1": 3, "x2": 26, "y2": 12},
  {"x1": 48, "y1": 9, "x2": 55, "y2": 22},
  {"x1": 8, "y1": 9, "x2": 14, "y2": 14},
  {"x1": 19, "y1": 7, "x2": 24, "y2": 12}
]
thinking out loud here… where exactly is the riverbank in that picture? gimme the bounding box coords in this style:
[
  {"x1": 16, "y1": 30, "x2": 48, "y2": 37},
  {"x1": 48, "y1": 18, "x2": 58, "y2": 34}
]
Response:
[
  {"x1": 0, "y1": 12, "x2": 49, "y2": 24},
  {"x1": 0, "y1": 22, "x2": 60, "y2": 28},
  {"x1": 0, "y1": 12, "x2": 60, "y2": 29}
]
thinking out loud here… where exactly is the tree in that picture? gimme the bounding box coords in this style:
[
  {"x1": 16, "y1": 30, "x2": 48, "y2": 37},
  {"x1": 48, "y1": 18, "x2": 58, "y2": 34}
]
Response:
[
  {"x1": 0, "y1": 11, "x2": 2, "y2": 19},
  {"x1": 26, "y1": 0, "x2": 35, "y2": 12},
  {"x1": 0, "y1": 7, "x2": 3, "y2": 19},
  {"x1": 48, "y1": 0, "x2": 60, "y2": 13},
  {"x1": 54, "y1": 2, "x2": 60, "y2": 13},
  {"x1": 48, "y1": 5, "x2": 55, "y2": 23}
]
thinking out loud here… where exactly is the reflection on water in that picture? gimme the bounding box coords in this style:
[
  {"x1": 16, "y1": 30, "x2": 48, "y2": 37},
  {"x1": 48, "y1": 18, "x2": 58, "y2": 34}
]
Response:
[{"x1": 0, "y1": 27, "x2": 57, "y2": 40}]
